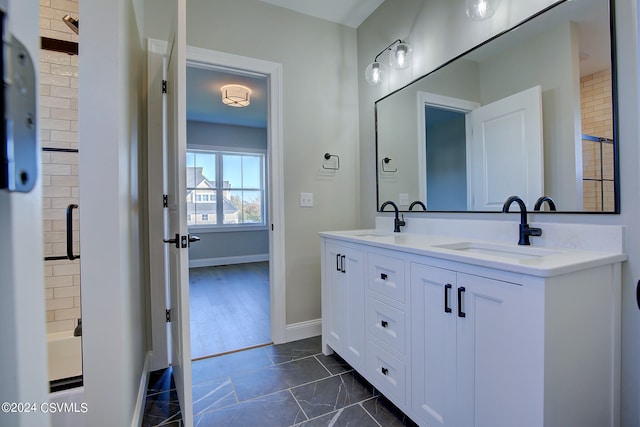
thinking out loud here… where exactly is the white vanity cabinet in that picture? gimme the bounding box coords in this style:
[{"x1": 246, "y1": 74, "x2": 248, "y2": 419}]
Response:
[
  {"x1": 322, "y1": 240, "x2": 366, "y2": 371},
  {"x1": 320, "y1": 233, "x2": 622, "y2": 427},
  {"x1": 411, "y1": 263, "x2": 536, "y2": 427}
]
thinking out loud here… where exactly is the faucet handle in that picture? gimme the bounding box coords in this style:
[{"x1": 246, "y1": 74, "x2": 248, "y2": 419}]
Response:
[{"x1": 527, "y1": 226, "x2": 542, "y2": 237}]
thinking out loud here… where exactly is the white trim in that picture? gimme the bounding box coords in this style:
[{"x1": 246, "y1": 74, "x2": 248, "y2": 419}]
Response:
[
  {"x1": 285, "y1": 319, "x2": 322, "y2": 343},
  {"x1": 131, "y1": 352, "x2": 152, "y2": 427},
  {"x1": 146, "y1": 39, "x2": 287, "y2": 357},
  {"x1": 416, "y1": 92, "x2": 480, "y2": 205},
  {"x1": 189, "y1": 254, "x2": 270, "y2": 268}
]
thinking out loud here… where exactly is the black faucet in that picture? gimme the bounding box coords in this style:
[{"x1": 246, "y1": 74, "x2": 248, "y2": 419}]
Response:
[
  {"x1": 409, "y1": 201, "x2": 427, "y2": 211},
  {"x1": 502, "y1": 195, "x2": 542, "y2": 245},
  {"x1": 380, "y1": 201, "x2": 406, "y2": 232},
  {"x1": 534, "y1": 196, "x2": 557, "y2": 211}
]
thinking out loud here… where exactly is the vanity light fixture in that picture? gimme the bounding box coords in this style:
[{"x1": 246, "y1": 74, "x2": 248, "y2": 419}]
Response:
[
  {"x1": 221, "y1": 84, "x2": 251, "y2": 107},
  {"x1": 465, "y1": 0, "x2": 500, "y2": 21},
  {"x1": 365, "y1": 39, "x2": 413, "y2": 86}
]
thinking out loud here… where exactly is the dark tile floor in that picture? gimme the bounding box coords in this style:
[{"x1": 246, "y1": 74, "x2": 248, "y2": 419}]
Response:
[{"x1": 142, "y1": 336, "x2": 418, "y2": 427}]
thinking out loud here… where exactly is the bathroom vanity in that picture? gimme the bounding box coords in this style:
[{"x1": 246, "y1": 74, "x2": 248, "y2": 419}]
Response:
[{"x1": 320, "y1": 223, "x2": 625, "y2": 427}]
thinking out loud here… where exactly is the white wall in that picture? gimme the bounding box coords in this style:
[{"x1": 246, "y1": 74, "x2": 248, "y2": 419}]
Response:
[
  {"x1": 144, "y1": 0, "x2": 361, "y2": 325},
  {"x1": 79, "y1": 0, "x2": 149, "y2": 425},
  {"x1": 358, "y1": 0, "x2": 640, "y2": 425}
]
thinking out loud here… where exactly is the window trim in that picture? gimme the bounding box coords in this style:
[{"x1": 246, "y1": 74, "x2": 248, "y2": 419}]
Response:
[{"x1": 187, "y1": 145, "x2": 268, "y2": 231}]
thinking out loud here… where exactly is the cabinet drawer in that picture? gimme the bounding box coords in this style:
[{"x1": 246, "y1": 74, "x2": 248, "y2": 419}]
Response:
[
  {"x1": 367, "y1": 297, "x2": 406, "y2": 355},
  {"x1": 368, "y1": 253, "x2": 405, "y2": 303},
  {"x1": 367, "y1": 339, "x2": 406, "y2": 404}
]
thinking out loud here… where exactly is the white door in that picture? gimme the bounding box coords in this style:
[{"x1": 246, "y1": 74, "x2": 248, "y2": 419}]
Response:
[
  {"x1": 468, "y1": 86, "x2": 543, "y2": 210},
  {"x1": 411, "y1": 263, "x2": 457, "y2": 427},
  {"x1": 165, "y1": 0, "x2": 193, "y2": 425},
  {"x1": 456, "y1": 274, "x2": 531, "y2": 427}
]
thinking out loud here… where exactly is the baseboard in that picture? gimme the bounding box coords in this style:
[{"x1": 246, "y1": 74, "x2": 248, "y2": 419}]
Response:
[
  {"x1": 285, "y1": 318, "x2": 322, "y2": 342},
  {"x1": 131, "y1": 351, "x2": 152, "y2": 427},
  {"x1": 189, "y1": 254, "x2": 269, "y2": 268}
]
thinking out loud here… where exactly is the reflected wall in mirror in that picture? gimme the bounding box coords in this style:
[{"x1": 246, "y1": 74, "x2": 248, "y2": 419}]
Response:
[{"x1": 376, "y1": 0, "x2": 617, "y2": 213}]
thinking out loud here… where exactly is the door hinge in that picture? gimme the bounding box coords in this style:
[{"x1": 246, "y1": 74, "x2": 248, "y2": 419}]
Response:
[
  {"x1": 162, "y1": 80, "x2": 167, "y2": 94},
  {"x1": 165, "y1": 308, "x2": 172, "y2": 322},
  {"x1": 162, "y1": 194, "x2": 168, "y2": 208}
]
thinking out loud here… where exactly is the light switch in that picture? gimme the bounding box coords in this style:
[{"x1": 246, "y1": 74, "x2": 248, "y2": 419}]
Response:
[
  {"x1": 300, "y1": 192, "x2": 314, "y2": 207},
  {"x1": 399, "y1": 193, "x2": 409, "y2": 206}
]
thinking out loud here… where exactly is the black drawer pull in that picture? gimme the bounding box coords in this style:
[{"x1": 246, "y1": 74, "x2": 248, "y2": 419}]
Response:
[
  {"x1": 380, "y1": 273, "x2": 388, "y2": 280},
  {"x1": 444, "y1": 283, "x2": 452, "y2": 313},
  {"x1": 458, "y1": 286, "x2": 466, "y2": 318},
  {"x1": 381, "y1": 367, "x2": 389, "y2": 376},
  {"x1": 341, "y1": 255, "x2": 346, "y2": 273},
  {"x1": 336, "y1": 254, "x2": 341, "y2": 271},
  {"x1": 381, "y1": 320, "x2": 388, "y2": 328}
]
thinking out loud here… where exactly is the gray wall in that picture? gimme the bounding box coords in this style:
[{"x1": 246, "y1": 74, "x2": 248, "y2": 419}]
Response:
[
  {"x1": 80, "y1": 0, "x2": 148, "y2": 424},
  {"x1": 145, "y1": 0, "x2": 360, "y2": 325},
  {"x1": 186, "y1": 120, "x2": 269, "y2": 263},
  {"x1": 357, "y1": 1, "x2": 640, "y2": 425}
]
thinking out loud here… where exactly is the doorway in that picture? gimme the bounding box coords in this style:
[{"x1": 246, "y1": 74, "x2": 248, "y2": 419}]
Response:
[
  {"x1": 186, "y1": 65, "x2": 271, "y2": 358},
  {"x1": 146, "y1": 40, "x2": 286, "y2": 371}
]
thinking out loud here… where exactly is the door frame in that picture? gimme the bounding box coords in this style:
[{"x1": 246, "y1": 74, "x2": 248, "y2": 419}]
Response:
[
  {"x1": 416, "y1": 91, "x2": 480, "y2": 207},
  {"x1": 147, "y1": 40, "x2": 286, "y2": 370}
]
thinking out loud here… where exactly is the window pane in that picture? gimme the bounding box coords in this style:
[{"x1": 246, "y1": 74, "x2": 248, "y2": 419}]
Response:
[
  {"x1": 242, "y1": 155, "x2": 261, "y2": 188},
  {"x1": 195, "y1": 152, "x2": 216, "y2": 187},
  {"x1": 223, "y1": 155, "x2": 242, "y2": 188},
  {"x1": 225, "y1": 190, "x2": 262, "y2": 224}
]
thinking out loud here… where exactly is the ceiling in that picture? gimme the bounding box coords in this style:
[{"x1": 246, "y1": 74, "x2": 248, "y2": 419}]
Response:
[
  {"x1": 186, "y1": 66, "x2": 268, "y2": 128},
  {"x1": 257, "y1": 0, "x2": 384, "y2": 28}
]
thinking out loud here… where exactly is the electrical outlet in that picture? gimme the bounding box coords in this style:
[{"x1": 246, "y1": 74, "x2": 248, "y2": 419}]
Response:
[
  {"x1": 300, "y1": 192, "x2": 314, "y2": 207},
  {"x1": 399, "y1": 193, "x2": 409, "y2": 206}
]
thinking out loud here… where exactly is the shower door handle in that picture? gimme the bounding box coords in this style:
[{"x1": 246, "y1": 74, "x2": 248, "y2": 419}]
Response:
[{"x1": 66, "y1": 204, "x2": 79, "y2": 260}]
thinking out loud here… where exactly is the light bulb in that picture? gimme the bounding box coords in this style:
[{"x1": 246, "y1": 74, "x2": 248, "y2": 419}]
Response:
[
  {"x1": 465, "y1": 0, "x2": 500, "y2": 21},
  {"x1": 389, "y1": 42, "x2": 412, "y2": 70},
  {"x1": 365, "y1": 62, "x2": 384, "y2": 85}
]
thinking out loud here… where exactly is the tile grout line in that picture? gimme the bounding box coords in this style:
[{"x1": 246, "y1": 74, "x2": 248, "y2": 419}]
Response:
[{"x1": 287, "y1": 388, "x2": 311, "y2": 426}]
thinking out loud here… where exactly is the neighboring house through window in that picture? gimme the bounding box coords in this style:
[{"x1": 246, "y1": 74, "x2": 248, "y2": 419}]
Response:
[{"x1": 186, "y1": 148, "x2": 266, "y2": 228}]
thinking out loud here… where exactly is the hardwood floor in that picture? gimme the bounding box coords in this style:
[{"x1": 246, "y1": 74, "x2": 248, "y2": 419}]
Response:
[{"x1": 189, "y1": 262, "x2": 271, "y2": 359}]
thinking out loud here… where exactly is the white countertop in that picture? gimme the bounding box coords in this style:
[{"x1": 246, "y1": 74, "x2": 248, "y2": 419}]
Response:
[{"x1": 319, "y1": 229, "x2": 627, "y2": 277}]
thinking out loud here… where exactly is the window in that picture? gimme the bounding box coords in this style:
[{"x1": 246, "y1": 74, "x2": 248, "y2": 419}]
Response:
[{"x1": 186, "y1": 148, "x2": 266, "y2": 227}]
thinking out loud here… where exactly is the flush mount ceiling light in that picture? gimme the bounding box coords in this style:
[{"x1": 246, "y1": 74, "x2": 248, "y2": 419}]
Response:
[
  {"x1": 221, "y1": 84, "x2": 251, "y2": 107},
  {"x1": 365, "y1": 39, "x2": 413, "y2": 86},
  {"x1": 465, "y1": 0, "x2": 500, "y2": 21}
]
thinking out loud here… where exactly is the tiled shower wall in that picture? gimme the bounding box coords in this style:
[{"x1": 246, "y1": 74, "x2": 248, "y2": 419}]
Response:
[
  {"x1": 40, "y1": 0, "x2": 81, "y2": 334},
  {"x1": 580, "y1": 68, "x2": 614, "y2": 211}
]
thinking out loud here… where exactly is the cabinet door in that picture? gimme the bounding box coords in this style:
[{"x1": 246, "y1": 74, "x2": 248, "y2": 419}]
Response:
[
  {"x1": 411, "y1": 263, "x2": 457, "y2": 427},
  {"x1": 324, "y1": 242, "x2": 366, "y2": 370},
  {"x1": 456, "y1": 273, "x2": 527, "y2": 427}
]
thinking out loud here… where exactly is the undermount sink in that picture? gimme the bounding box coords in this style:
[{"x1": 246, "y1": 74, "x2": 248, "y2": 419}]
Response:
[
  {"x1": 353, "y1": 232, "x2": 391, "y2": 238},
  {"x1": 434, "y1": 242, "x2": 561, "y2": 260}
]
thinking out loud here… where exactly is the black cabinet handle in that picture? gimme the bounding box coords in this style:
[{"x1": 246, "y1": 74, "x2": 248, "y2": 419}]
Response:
[
  {"x1": 458, "y1": 286, "x2": 466, "y2": 318},
  {"x1": 380, "y1": 273, "x2": 388, "y2": 280},
  {"x1": 341, "y1": 255, "x2": 346, "y2": 273},
  {"x1": 381, "y1": 367, "x2": 389, "y2": 376},
  {"x1": 444, "y1": 283, "x2": 452, "y2": 313},
  {"x1": 381, "y1": 320, "x2": 388, "y2": 328},
  {"x1": 336, "y1": 254, "x2": 341, "y2": 271}
]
